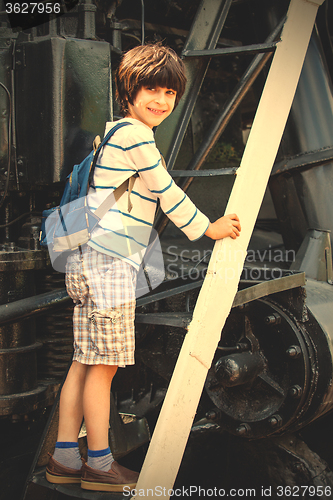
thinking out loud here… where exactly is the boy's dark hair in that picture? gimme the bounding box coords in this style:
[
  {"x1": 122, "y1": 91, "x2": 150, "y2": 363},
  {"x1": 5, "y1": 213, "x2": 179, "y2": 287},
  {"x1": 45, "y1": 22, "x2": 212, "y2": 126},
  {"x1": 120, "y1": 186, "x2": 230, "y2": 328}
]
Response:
[{"x1": 115, "y1": 43, "x2": 187, "y2": 117}]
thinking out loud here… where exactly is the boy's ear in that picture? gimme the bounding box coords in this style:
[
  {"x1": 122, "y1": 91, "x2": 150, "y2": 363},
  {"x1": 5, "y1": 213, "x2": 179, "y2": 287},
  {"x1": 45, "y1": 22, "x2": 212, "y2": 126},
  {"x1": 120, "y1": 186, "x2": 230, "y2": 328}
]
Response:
[{"x1": 126, "y1": 93, "x2": 134, "y2": 106}]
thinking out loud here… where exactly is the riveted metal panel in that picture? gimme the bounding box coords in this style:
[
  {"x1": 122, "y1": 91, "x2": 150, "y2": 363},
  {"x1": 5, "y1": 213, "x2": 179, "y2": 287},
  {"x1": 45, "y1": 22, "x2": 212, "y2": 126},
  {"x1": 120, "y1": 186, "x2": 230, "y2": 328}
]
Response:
[{"x1": 15, "y1": 36, "x2": 112, "y2": 184}]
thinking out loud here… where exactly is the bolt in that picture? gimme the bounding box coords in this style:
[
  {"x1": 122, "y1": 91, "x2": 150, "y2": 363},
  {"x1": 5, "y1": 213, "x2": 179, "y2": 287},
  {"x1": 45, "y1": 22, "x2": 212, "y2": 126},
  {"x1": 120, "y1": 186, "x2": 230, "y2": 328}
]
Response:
[
  {"x1": 289, "y1": 385, "x2": 302, "y2": 398},
  {"x1": 286, "y1": 345, "x2": 301, "y2": 359},
  {"x1": 265, "y1": 313, "x2": 281, "y2": 325},
  {"x1": 268, "y1": 414, "x2": 282, "y2": 428},
  {"x1": 235, "y1": 423, "x2": 251, "y2": 436},
  {"x1": 238, "y1": 303, "x2": 249, "y2": 311},
  {"x1": 206, "y1": 410, "x2": 218, "y2": 421}
]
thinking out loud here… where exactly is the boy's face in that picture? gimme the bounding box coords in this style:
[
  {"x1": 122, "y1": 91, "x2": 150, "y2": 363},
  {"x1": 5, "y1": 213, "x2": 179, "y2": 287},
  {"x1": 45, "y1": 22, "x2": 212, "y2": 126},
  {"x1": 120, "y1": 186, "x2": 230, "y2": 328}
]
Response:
[{"x1": 127, "y1": 86, "x2": 177, "y2": 128}]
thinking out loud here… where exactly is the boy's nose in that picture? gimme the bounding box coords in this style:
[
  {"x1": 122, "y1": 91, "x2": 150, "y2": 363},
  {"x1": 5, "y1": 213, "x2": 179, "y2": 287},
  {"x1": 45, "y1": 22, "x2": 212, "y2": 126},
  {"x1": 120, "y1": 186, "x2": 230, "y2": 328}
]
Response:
[{"x1": 155, "y1": 90, "x2": 166, "y2": 104}]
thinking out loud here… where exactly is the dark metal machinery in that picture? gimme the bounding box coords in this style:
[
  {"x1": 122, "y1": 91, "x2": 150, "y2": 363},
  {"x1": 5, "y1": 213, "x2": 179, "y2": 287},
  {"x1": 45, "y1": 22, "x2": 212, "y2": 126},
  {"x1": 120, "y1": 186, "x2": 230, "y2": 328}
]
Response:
[{"x1": 1, "y1": 0, "x2": 333, "y2": 498}]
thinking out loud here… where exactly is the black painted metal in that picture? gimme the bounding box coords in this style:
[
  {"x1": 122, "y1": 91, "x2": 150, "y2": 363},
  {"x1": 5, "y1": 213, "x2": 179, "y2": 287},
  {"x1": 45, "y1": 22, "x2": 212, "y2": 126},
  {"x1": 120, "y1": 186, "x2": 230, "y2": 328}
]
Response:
[
  {"x1": 0, "y1": 32, "x2": 14, "y2": 200},
  {"x1": 136, "y1": 279, "x2": 204, "y2": 308},
  {"x1": 169, "y1": 168, "x2": 238, "y2": 177},
  {"x1": 269, "y1": 31, "x2": 333, "y2": 253},
  {"x1": 205, "y1": 292, "x2": 314, "y2": 439},
  {"x1": 155, "y1": 0, "x2": 233, "y2": 167},
  {"x1": 14, "y1": 19, "x2": 112, "y2": 185},
  {"x1": 302, "y1": 280, "x2": 333, "y2": 423},
  {"x1": 182, "y1": 41, "x2": 277, "y2": 58},
  {"x1": 135, "y1": 273, "x2": 306, "y2": 328},
  {"x1": 272, "y1": 145, "x2": 333, "y2": 175},
  {"x1": 155, "y1": 16, "x2": 285, "y2": 235},
  {"x1": 0, "y1": 248, "x2": 62, "y2": 416}
]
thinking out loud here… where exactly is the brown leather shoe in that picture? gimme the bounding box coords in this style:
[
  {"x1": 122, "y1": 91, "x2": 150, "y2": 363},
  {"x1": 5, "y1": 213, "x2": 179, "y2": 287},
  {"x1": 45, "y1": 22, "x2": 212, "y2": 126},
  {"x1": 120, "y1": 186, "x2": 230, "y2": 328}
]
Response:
[
  {"x1": 81, "y1": 461, "x2": 139, "y2": 492},
  {"x1": 46, "y1": 454, "x2": 83, "y2": 484}
]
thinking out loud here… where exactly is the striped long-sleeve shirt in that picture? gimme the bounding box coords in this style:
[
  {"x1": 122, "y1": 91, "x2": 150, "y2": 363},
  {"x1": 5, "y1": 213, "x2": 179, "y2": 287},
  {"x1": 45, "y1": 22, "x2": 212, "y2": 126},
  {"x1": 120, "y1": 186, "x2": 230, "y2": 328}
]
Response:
[{"x1": 87, "y1": 117, "x2": 210, "y2": 269}]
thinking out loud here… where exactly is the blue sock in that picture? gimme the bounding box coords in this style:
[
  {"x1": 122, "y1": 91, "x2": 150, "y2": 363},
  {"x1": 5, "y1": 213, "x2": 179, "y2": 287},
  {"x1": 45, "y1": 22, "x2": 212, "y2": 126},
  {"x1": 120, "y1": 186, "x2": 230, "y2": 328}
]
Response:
[
  {"x1": 53, "y1": 441, "x2": 82, "y2": 470},
  {"x1": 87, "y1": 447, "x2": 114, "y2": 472}
]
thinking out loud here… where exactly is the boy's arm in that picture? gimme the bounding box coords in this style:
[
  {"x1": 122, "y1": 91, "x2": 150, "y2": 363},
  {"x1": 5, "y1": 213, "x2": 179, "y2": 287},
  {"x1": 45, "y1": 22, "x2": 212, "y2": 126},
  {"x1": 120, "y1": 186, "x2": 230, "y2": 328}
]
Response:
[{"x1": 125, "y1": 128, "x2": 241, "y2": 241}]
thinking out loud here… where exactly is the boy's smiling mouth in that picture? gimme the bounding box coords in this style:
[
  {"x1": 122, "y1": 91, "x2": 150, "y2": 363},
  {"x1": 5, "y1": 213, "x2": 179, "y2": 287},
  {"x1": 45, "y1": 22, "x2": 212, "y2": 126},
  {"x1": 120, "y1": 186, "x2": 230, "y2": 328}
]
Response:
[{"x1": 147, "y1": 108, "x2": 166, "y2": 115}]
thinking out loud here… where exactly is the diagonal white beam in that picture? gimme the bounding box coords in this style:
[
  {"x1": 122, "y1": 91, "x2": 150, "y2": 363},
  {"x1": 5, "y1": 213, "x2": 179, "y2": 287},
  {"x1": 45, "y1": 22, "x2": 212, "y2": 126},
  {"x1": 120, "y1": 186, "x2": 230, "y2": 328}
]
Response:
[{"x1": 132, "y1": 0, "x2": 325, "y2": 497}]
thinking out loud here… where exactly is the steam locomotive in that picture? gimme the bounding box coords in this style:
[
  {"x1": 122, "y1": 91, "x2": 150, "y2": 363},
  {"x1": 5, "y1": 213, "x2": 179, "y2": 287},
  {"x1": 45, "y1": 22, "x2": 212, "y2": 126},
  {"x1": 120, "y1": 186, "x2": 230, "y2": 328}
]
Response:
[{"x1": 1, "y1": 0, "x2": 333, "y2": 498}]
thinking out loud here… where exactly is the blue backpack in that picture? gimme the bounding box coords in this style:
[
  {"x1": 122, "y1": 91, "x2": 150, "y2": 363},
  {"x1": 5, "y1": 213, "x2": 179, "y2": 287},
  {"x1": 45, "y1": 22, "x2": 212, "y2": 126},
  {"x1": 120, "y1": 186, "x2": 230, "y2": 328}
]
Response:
[{"x1": 40, "y1": 121, "x2": 132, "y2": 270}]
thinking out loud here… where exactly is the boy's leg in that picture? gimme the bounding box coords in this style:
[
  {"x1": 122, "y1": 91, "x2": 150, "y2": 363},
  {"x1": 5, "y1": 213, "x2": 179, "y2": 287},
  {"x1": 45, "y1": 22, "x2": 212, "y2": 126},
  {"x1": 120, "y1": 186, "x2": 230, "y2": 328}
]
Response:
[
  {"x1": 47, "y1": 361, "x2": 88, "y2": 482},
  {"x1": 83, "y1": 364, "x2": 117, "y2": 451},
  {"x1": 49, "y1": 362, "x2": 117, "y2": 474},
  {"x1": 57, "y1": 360, "x2": 88, "y2": 441},
  {"x1": 83, "y1": 364, "x2": 118, "y2": 472},
  {"x1": 81, "y1": 363, "x2": 139, "y2": 490}
]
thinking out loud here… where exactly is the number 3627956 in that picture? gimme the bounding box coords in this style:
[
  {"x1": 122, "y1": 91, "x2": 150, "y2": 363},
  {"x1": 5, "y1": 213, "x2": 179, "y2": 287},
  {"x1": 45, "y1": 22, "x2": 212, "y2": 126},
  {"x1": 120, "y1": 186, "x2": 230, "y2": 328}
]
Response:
[{"x1": 6, "y1": 3, "x2": 61, "y2": 14}]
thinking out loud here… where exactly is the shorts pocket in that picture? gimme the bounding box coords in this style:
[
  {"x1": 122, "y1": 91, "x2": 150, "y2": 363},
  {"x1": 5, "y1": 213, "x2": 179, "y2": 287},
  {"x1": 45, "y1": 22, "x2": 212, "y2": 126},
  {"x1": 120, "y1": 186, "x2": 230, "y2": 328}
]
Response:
[{"x1": 89, "y1": 308, "x2": 124, "y2": 356}]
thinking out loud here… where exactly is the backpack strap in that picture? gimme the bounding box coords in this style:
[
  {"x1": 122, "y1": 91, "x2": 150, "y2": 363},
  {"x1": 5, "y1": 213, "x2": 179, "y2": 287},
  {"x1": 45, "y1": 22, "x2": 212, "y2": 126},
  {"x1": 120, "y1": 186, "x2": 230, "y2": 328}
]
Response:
[
  {"x1": 93, "y1": 135, "x2": 101, "y2": 151},
  {"x1": 94, "y1": 176, "x2": 134, "y2": 220},
  {"x1": 89, "y1": 121, "x2": 133, "y2": 184},
  {"x1": 91, "y1": 121, "x2": 137, "y2": 219}
]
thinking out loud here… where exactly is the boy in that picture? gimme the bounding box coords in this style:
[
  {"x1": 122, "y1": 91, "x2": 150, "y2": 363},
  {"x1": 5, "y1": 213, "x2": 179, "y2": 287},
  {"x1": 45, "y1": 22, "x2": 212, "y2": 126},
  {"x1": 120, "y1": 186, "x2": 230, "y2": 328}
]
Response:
[{"x1": 46, "y1": 43, "x2": 241, "y2": 492}]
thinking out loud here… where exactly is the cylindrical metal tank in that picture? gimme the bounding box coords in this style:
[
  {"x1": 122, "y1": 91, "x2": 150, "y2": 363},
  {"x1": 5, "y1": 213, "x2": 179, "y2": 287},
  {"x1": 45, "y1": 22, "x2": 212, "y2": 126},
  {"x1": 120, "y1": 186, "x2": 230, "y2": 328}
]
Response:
[{"x1": 0, "y1": 248, "x2": 51, "y2": 416}]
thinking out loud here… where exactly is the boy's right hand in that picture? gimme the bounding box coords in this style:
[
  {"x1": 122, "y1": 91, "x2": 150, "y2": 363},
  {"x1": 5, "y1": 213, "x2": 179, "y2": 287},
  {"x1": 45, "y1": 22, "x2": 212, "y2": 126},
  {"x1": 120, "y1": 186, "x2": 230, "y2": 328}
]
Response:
[{"x1": 205, "y1": 214, "x2": 241, "y2": 240}]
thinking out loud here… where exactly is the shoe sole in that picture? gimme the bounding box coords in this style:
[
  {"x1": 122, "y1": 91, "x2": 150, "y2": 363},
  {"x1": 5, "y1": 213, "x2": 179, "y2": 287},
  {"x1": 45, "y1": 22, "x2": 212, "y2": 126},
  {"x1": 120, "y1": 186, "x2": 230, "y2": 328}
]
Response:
[
  {"x1": 46, "y1": 470, "x2": 81, "y2": 484},
  {"x1": 81, "y1": 480, "x2": 137, "y2": 492}
]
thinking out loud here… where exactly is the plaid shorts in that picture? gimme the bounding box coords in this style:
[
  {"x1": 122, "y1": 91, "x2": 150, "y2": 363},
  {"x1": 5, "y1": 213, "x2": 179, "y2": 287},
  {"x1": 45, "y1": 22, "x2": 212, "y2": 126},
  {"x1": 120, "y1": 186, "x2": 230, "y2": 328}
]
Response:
[{"x1": 65, "y1": 245, "x2": 137, "y2": 367}]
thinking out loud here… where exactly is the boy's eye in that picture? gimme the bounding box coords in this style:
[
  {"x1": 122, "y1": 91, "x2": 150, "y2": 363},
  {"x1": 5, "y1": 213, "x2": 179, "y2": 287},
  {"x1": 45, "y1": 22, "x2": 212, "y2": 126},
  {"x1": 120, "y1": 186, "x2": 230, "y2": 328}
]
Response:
[{"x1": 146, "y1": 87, "x2": 176, "y2": 95}]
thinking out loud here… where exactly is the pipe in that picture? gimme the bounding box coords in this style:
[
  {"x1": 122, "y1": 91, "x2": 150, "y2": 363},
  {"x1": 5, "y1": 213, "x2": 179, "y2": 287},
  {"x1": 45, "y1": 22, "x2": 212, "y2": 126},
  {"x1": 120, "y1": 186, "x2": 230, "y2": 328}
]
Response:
[{"x1": 0, "y1": 289, "x2": 71, "y2": 326}]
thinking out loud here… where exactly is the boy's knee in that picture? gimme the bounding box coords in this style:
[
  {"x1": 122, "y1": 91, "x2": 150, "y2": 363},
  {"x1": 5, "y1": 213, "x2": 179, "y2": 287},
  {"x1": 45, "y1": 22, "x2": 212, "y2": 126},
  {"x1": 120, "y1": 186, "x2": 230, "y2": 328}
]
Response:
[
  {"x1": 88, "y1": 364, "x2": 118, "y2": 379},
  {"x1": 70, "y1": 360, "x2": 88, "y2": 378}
]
